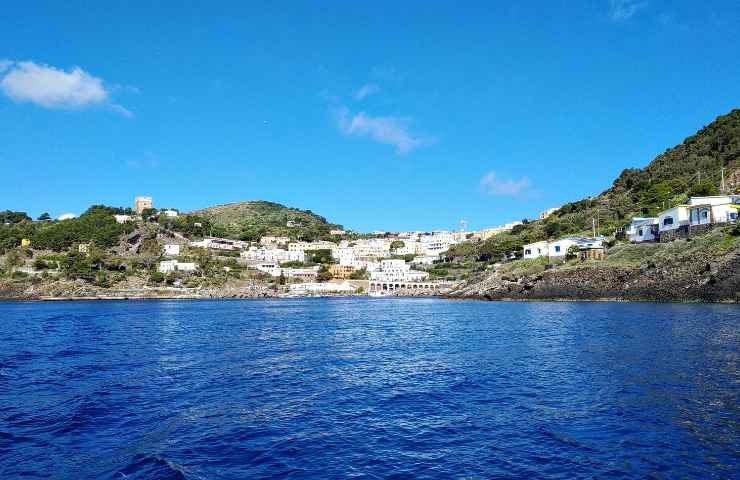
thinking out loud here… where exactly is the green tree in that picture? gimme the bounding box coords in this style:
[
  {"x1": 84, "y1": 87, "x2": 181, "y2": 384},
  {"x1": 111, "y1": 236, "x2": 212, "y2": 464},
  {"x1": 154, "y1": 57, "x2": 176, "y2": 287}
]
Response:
[
  {"x1": 306, "y1": 249, "x2": 334, "y2": 264},
  {"x1": 138, "y1": 238, "x2": 162, "y2": 269},
  {"x1": 349, "y1": 267, "x2": 368, "y2": 280},
  {"x1": 316, "y1": 265, "x2": 333, "y2": 282},
  {"x1": 37, "y1": 212, "x2": 51, "y2": 221},
  {"x1": 3, "y1": 248, "x2": 24, "y2": 275},
  {"x1": 60, "y1": 251, "x2": 93, "y2": 280},
  {"x1": 0, "y1": 211, "x2": 31, "y2": 224},
  {"x1": 688, "y1": 181, "x2": 720, "y2": 197},
  {"x1": 390, "y1": 240, "x2": 405, "y2": 250},
  {"x1": 149, "y1": 271, "x2": 165, "y2": 284}
]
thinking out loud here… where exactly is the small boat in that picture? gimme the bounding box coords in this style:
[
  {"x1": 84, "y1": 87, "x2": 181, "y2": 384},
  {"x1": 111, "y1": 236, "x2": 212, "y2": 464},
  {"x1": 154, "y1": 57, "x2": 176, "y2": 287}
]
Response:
[{"x1": 368, "y1": 290, "x2": 391, "y2": 297}]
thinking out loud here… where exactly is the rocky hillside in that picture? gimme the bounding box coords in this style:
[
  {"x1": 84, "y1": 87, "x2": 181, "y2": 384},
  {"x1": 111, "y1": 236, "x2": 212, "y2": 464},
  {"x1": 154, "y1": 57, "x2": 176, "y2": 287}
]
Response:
[
  {"x1": 449, "y1": 225, "x2": 740, "y2": 303},
  {"x1": 191, "y1": 200, "x2": 343, "y2": 241},
  {"x1": 447, "y1": 108, "x2": 740, "y2": 263}
]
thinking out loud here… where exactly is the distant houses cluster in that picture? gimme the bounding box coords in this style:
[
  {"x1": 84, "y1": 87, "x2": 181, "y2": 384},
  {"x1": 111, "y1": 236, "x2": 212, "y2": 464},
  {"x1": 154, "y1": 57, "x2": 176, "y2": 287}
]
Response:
[
  {"x1": 521, "y1": 195, "x2": 739, "y2": 262},
  {"x1": 625, "y1": 195, "x2": 739, "y2": 243}
]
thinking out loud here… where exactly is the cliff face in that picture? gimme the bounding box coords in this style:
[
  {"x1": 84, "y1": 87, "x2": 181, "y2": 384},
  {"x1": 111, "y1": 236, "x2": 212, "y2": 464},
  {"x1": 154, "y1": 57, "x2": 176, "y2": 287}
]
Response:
[{"x1": 449, "y1": 231, "x2": 740, "y2": 303}]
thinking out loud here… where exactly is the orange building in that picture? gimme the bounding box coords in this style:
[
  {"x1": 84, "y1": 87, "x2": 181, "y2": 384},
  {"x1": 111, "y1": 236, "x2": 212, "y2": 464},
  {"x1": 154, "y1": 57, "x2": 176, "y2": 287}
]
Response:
[{"x1": 329, "y1": 264, "x2": 356, "y2": 279}]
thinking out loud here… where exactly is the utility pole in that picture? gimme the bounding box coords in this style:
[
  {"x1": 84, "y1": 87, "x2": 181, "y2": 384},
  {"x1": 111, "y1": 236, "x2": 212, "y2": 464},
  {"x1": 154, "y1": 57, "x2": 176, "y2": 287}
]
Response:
[
  {"x1": 592, "y1": 218, "x2": 596, "y2": 238},
  {"x1": 721, "y1": 167, "x2": 726, "y2": 193}
]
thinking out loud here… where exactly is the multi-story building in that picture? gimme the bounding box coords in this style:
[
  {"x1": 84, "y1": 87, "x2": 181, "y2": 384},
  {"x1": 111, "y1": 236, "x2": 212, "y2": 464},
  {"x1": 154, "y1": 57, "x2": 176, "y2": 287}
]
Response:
[
  {"x1": 241, "y1": 246, "x2": 304, "y2": 263},
  {"x1": 370, "y1": 259, "x2": 429, "y2": 282},
  {"x1": 329, "y1": 264, "x2": 356, "y2": 279},
  {"x1": 134, "y1": 196, "x2": 153, "y2": 214}
]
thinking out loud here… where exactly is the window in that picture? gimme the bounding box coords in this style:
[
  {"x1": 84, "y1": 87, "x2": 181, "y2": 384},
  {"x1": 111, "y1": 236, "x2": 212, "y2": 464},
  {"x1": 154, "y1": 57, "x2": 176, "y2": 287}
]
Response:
[
  {"x1": 731, "y1": 212, "x2": 738, "y2": 220},
  {"x1": 555, "y1": 245, "x2": 561, "y2": 253},
  {"x1": 663, "y1": 217, "x2": 674, "y2": 226},
  {"x1": 701, "y1": 210, "x2": 709, "y2": 220},
  {"x1": 638, "y1": 228, "x2": 643, "y2": 236},
  {"x1": 524, "y1": 249, "x2": 531, "y2": 255}
]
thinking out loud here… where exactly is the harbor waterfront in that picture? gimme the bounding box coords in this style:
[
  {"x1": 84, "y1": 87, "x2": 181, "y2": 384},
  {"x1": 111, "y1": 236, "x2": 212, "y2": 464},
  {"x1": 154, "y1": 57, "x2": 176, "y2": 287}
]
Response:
[{"x1": 1, "y1": 298, "x2": 737, "y2": 479}]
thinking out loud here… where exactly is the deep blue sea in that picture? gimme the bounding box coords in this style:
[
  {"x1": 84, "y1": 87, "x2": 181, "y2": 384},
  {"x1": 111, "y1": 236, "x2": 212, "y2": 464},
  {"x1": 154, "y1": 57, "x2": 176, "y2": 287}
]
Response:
[{"x1": 0, "y1": 298, "x2": 738, "y2": 479}]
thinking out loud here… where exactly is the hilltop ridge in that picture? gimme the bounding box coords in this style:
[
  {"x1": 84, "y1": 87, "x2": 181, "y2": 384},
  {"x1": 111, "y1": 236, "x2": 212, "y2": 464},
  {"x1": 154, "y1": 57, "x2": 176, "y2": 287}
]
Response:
[{"x1": 191, "y1": 200, "x2": 344, "y2": 241}]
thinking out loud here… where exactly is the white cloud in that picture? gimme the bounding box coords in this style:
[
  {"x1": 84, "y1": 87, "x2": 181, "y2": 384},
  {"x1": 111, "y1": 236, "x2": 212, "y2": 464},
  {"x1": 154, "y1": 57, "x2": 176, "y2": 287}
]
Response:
[
  {"x1": 609, "y1": 0, "x2": 647, "y2": 22},
  {"x1": 480, "y1": 171, "x2": 531, "y2": 196},
  {"x1": 57, "y1": 213, "x2": 77, "y2": 220},
  {"x1": 353, "y1": 83, "x2": 379, "y2": 100},
  {"x1": 0, "y1": 60, "x2": 131, "y2": 116},
  {"x1": 336, "y1": 107, "x2": 433, "y2": 154}
]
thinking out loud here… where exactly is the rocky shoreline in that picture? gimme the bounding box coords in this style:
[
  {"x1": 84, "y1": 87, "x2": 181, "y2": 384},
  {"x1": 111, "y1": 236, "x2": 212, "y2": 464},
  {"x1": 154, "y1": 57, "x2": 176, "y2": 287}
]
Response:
[{"x1": 447, "y1": 245, "x2": 740, "y2": 304}]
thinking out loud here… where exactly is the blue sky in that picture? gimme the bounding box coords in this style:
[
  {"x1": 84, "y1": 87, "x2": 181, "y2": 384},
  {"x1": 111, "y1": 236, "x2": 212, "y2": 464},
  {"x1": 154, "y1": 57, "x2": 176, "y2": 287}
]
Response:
[{"x1": 1, "y1": 1, "x2": 738, "y2": 232}]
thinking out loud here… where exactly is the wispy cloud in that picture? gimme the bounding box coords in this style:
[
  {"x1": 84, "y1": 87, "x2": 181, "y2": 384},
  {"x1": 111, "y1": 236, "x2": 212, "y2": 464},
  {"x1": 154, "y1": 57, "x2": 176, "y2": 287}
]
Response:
[
  {"x1": 336, "y1": 107, "x2": 433, "y2": 154},
  {"x1": 480, "y1": 171, "x2": 531, "y2": 197},
  {"x1": 353, "y1": 83, "x2": 379, "y2": 100},
  {"x1": 609, "y1": 0, "x2": 648, "y2": 22},
  {"x1": 0, "y1": 60, "x2": 132, "y2": 117}
]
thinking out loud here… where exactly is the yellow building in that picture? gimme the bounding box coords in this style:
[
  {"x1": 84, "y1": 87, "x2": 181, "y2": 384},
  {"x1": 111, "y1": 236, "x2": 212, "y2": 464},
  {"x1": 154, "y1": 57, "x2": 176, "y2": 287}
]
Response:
[
  {"x1": 134, "y1": 196, "x2": 153, "y2": 214},
  {"x1": 21, "y1": 238, "x2": 31, "y2": 247},
  {"x1": 329, "y1": 264, "x2": 356, "y2": 279}
]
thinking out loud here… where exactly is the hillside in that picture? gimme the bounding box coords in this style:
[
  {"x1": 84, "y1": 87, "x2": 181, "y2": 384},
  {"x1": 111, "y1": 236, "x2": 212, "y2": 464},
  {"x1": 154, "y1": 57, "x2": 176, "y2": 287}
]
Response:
[
  {"x1": 191, "y1": 200, "x2": 344, "y2": 241},
  {"x1": 448, "y1": 108, "x2": 740, "y2": 262}
]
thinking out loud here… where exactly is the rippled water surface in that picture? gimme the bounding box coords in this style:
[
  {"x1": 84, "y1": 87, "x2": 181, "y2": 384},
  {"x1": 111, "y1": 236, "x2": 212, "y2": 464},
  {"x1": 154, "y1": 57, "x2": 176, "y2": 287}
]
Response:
[{"x1": 0, "y1": 298, "x2": 738, "y2": 479}]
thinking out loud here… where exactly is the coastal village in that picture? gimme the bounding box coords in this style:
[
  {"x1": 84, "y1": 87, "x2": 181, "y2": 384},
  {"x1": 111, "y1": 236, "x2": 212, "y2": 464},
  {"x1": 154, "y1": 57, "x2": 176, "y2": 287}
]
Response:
[{"x1": 1, "y1": 186, "x2": 737, "y2": 300}]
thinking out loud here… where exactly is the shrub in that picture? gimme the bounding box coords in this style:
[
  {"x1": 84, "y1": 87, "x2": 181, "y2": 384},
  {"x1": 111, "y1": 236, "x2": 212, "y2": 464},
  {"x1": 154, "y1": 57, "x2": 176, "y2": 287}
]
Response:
[{"x1": 149, "y1": 271, "x2": 165, "y2": 284}]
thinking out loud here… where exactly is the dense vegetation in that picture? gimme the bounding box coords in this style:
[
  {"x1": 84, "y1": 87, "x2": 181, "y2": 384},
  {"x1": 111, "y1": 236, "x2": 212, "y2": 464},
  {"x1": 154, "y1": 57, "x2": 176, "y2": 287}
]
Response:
[
  {"x1": 192, "y1": 200, "x2": 343, "y2": 241},
  {"x1": 0, "y1": 209, "x2": 134, "y2": 254},
  {"x1": 447, "y1": 109, "x2": 740, "y2": 262}
]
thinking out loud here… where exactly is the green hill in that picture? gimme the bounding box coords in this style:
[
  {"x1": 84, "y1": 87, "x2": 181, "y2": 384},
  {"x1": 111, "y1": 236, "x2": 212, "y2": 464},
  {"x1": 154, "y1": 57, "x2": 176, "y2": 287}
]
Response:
[
  {"x1": 449, "y1": 108, "x2": 740, "y2": 261},
  {"x1": 191, "y1": 200, "x2": 344, "y2": 242}
]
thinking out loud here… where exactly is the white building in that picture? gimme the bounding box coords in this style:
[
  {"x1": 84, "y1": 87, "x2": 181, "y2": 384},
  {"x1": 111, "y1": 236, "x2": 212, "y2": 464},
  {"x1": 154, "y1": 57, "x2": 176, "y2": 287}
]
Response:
[
  {"x1": 163, "y1": 210, "x2": 178, "y2": 218},
  {"x1": 163, "y1": 244, "x2": 181, "y2": 256},
  {"x1": 241, "y1": 246, "x2": 304, "y2": 263},
  {"x1": 350, "y1": 238, "x2": 391, "y2": 258},
  {"x1": 522, "y1": 241, "x2": 549, "y2": 259},
  {"x1": 411, "y1": 255, "x2": 439, "y2": 266},
  {"x1": 370, "y1": 259, "x2": 429, "y2": 282},
  {"x1": 114, "y1": 214, "x2": 134, "y2": 224},
  {"x1": 391, "y1": 241, "x2": 419, "y2": 256},
  {"x1": 657, "y1": 206, "x2": 690, "y2": 232},
  {"x1": 288, "y1": 281, "x2": 357, "y2": 294},
  {"x1": 190, "y1": 237, "x2": 248, "y2": 251},
  {"x1": 260, "y1": 236, "x2": 290, "y2": 246},
  {"x1": 287, "y1": 241, "x2": 337, "y2": 254},
  {"x1": 626, "y1": 218, "x2": 658, "y2": 243},
  {"x1": 548, "y1": 237, "x2": 604, "y2": 258},
  {"x1": 329, "y1": 229, "x2": 347, "y2": 236},
  {"x1": 158, "y1": 260, "x2": 197, "y2": 273},
  {"x1": 687, "y1": 196, "x2": 739, "y2": 225},
  {"x1": 254, "y1": 263, "x2": 319, "y2": 280}
]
